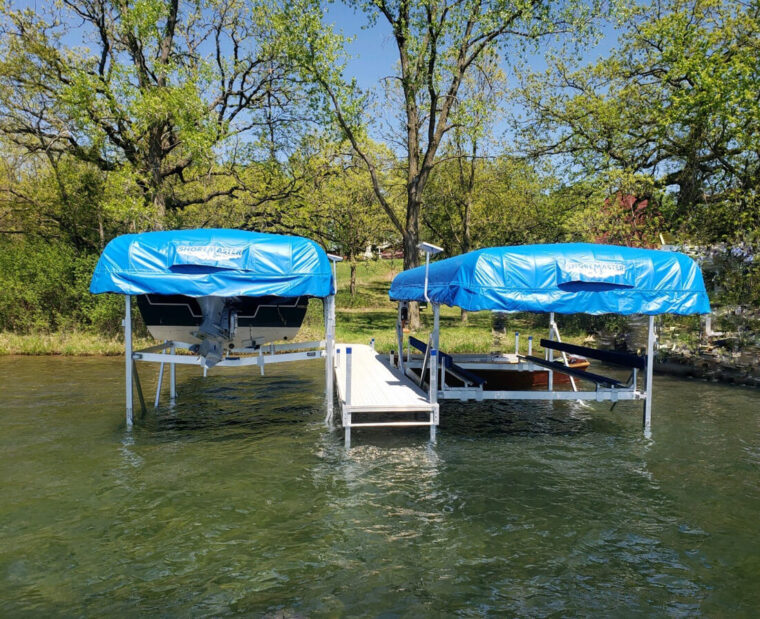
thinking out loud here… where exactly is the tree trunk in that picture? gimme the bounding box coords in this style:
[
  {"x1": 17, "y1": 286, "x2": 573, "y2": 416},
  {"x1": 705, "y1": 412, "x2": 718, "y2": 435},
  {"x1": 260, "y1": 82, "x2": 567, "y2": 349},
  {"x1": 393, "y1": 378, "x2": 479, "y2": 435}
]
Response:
[
  {"x1": 404, "y1": 192, "x2": 422, "y2": 330},
  {"x1": 153, "y1": 190, "x2": 166, "y2": 230},
  {"x1": 350, "y1": 260, "x2": 357, "y2": 296}
]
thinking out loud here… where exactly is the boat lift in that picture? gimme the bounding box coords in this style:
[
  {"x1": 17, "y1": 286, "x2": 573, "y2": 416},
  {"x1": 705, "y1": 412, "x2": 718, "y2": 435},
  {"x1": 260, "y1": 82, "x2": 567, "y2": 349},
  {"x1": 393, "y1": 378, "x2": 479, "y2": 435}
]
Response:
[
  {"x1": 91, "y1": 229, "x2": 341, "y2": 427},
  {"x1": 388, "y1": 242, "x2": 711, "y2": 436}
]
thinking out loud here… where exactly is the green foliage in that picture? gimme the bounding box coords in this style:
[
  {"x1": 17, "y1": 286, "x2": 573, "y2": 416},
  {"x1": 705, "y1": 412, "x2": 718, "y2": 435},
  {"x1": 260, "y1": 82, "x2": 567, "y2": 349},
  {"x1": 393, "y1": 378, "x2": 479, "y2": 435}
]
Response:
[
  {"x1": 516, "y1": 0, "x2": 760, "y2": 244},
  {"x1": 0, "y1": 240, "x2": 123, "y2": 334}
]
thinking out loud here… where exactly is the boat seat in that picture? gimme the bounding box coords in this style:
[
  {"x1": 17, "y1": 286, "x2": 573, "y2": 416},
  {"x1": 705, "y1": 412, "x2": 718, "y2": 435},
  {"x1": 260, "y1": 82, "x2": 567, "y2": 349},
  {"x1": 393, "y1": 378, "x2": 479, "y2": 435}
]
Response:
[
  {"x1": 539, "y1": 339, "x2": 646, "y2": 370},
  {"x1": 520, "y1": 355, "x2": 624, "y2": 388},
  {"x1": 409, "y1": 336, "x2": 486, "y2": 387}
]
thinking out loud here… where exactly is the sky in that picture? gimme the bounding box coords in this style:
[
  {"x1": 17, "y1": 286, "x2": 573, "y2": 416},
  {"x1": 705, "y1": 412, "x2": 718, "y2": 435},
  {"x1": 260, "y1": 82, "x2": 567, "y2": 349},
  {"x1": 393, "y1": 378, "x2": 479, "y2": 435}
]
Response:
[{"x1": 321, "y1": 2, "x2": 621, "y2": 144}]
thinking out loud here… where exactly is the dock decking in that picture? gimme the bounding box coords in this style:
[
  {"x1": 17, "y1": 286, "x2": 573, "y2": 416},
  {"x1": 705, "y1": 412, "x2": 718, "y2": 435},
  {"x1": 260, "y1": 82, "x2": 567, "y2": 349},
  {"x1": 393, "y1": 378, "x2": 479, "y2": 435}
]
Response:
[{"x1": 333, "y1": 344, "x2": 438, "y2": 440}]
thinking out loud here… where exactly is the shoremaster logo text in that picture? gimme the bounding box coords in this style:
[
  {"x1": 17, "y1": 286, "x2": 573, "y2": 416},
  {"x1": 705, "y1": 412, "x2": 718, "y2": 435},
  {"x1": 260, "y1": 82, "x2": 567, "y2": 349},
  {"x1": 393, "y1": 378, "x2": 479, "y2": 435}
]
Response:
[{"x1": 176, "y1": 245, "x2": 244, "y2": 261}]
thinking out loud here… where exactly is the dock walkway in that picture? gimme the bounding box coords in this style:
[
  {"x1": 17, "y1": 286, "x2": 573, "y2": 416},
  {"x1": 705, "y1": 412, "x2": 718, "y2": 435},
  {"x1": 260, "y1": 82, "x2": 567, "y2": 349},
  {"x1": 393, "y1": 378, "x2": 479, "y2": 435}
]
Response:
[{"x1": 333, "y1": 344, "x2": 438, "y2": 441}]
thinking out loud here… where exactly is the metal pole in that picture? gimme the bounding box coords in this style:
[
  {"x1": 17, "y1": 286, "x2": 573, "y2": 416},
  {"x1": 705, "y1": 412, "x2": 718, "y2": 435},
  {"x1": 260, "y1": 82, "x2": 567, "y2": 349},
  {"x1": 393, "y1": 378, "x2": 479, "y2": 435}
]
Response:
[
  {"x1": 644, "y1": 314, "x2": 655, "y2": 433},
  {"x1": 550, "y1": 316, "x2": 578, "y2": 393},
  {"x1": 423, "y1": 252, "x2": 431, "y2": 301},
  {"x1": 429, "y1": 348, "x2": 438, "y2": 441},
  {"x1": 547, "y1": 312, "x2": 554, "y2": 391},
  {"x1": 431, "y1": 302, "x2": 440, "y2": 442},
  {"x1": 325, "y1": 294, "x2": 335, "y2": 424},
  {"x1": 396, "y1": 303, "x2": 405, "y2": 371},
  {"x1": 154, "y1": 341, "x2": 167, "y2": 408},
  {"x1": 345, "y1": 346, "x2": 352, "y2": 406},
  {"x1": 432, "y1": 303, "x2": 440, "y2": 352},
  {"x1": 169, "y1": 343, "x2": 176, "y2": 404},
  {"x1": 124, "y1": 295, "x2": 133, "y2": 428}
]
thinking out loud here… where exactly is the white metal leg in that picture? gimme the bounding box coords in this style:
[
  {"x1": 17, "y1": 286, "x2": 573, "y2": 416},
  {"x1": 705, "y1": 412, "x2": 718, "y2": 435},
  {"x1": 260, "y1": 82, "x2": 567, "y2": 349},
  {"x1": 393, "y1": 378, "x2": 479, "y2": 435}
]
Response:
[
  {"x1": 345, "y1": 346, "x2": 352, "y2": 406},
  {"x1": 644, "y1": 314, "x2": 655, "y2": 432},
  {"x1": 169, "y1": 343, "x2": 176, "y2": 404},
  {"x1": 547, "y1": 312, "x2": 554, "y2": 391},
  {"x1": 124, "y1": 295, "x2": 133, "y2": 428},
  {"x1": 154, "y1": 341, "x2": 167, "y2": 408},
  {"x1": 396, "y1": 303, "x2": 405, "y2": 371},
  {"x1": 325, "y1": 294, "x2": 335, "y2": 425}
]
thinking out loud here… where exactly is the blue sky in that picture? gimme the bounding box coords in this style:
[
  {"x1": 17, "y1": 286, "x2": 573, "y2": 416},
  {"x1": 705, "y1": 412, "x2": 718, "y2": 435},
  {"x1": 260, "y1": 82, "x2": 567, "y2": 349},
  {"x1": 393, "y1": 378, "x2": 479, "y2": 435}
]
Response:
[{"x1": 322, "y1": 2, "x2": 621, "y2": 144}]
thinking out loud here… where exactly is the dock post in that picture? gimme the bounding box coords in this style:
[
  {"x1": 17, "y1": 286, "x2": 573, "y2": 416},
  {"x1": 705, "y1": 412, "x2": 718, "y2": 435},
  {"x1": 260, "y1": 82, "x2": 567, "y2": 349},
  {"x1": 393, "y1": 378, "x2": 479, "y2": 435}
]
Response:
[
  {"x1": 396, "y1": 303, "x2": 405, "y2": 371},
  {"x1": 169, "y1": 342, "x2": 176, "y2": 404},
  {"x1": 515, "y1": 331, "x2": 519, "y2": 355},
  {"x1": 528, "y1": 336, "x2": 533, "y2": 356},
  {"x1": 345, "y1": 346, "x2": 352, "y2": 406},
  {"x1": 431, "y1": 303, "x2": 441, "y2": 441},
  {"x1": 325, "y1": 294, "x2": 336, "y2": 424},
  {"x1": 124, "y1": 295, "x2": 133, "y2": 428},
  {"x1": 429, "y1": 348, "x2": 438, "y2": 441},
  {"x1": 644, "y1": 314, "x2": 655, "y2": 434}
]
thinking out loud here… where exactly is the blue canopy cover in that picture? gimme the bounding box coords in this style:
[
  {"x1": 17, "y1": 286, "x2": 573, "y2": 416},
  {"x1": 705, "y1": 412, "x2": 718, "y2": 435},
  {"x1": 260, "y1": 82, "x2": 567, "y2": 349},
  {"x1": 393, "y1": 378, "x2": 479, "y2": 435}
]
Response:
[
  {"x1": 90, "y1": 229, "x2": 334, "y2": 298},
  {"x1": 389, "y1": 243, "x2": 710, "y2": 315}
]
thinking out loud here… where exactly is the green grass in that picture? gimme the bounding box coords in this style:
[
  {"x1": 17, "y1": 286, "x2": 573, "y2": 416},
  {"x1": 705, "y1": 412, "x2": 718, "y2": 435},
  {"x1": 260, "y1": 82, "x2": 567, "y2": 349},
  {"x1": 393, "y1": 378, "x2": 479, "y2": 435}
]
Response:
[
  {"x1": 0, "y1": 331, "x2": 154, "y2": 356},
  {"x1": 0, "y1": 258, "x2": 587, "y2": 356}
]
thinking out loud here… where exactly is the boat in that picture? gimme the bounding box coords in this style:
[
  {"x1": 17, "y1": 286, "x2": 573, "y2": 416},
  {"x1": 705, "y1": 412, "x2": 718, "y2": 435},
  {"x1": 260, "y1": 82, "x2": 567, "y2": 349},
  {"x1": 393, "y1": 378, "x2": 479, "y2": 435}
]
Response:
[
  {"x1": 135, "y1": 293, "x2": 309, "y2": 350},
  {"x1": 478, "y1": 355, "x2": 590, "y2": 389}
]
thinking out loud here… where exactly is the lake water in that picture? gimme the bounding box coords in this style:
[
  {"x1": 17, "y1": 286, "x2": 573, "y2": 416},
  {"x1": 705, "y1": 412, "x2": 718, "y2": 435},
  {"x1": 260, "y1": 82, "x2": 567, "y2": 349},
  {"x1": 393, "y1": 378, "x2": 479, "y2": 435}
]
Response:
[{"x1": 1, "y1": 356, "x2": 759, "y2": 616}]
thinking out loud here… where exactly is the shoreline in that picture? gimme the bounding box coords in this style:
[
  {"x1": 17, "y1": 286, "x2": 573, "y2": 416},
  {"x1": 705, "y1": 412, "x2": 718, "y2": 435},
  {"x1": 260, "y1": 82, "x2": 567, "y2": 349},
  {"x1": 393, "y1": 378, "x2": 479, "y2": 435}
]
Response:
[{"x1": 4, "y1": 330, "x2": 758, "y2": 390}]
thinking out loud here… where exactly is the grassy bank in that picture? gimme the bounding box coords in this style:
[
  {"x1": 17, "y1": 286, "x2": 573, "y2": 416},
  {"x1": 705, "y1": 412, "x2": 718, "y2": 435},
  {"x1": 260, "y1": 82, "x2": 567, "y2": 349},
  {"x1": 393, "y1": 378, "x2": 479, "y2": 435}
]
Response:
[
  {"x1": 0, "y1": 331, "x2": 154, "y2": 356},
  {"x1": 0, "y1": 259, "x2": 585, "y2": 355}
]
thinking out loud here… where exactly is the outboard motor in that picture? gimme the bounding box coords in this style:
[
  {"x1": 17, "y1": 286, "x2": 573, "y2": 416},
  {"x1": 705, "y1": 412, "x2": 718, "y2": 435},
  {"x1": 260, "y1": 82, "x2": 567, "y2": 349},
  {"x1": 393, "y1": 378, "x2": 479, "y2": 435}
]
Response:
[{"x1": 190, "y1": 296, "x2": 237, "y2": 368}]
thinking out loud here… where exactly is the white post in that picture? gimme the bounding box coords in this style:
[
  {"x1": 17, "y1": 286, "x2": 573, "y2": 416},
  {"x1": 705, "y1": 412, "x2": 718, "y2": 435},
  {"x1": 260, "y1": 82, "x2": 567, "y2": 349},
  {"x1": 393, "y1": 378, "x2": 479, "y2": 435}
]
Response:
[
  {"x1": 547, "y1": 312, "x2": 554, "y2": 391},
  {"x1": 432, "y1": 303, "x2": 440, "y2": 352},
  {"x1": 124, "y1": 295, "x2": 133, "y2": 428},
  {"x1": 154, "y1": 341, "x2": 167, "y2": 408},
  {"x1": 528, "y1": 336, "x2": 533, "y2": 356},
  {"x1": 345, "y1": 346, "x2": 352, "y2": 406},
  {"x1": 169, "y1": 342, "x2": 176, "y2": 403},
  {"x1": 644, "y1": 314, "x2": 655, "y2": 433},
  {"x1": 396, "y1": 302, "x2": 405, "y2": 371},
  {"x1": 514, "y1": 331, "x2": 519, "y2": 355},
  {"x1": 430, "y1": 303, "x2": 440, "y2": 442},
  {"x1": 325, "y1": 294, "x2": 335, "y2": 424}
]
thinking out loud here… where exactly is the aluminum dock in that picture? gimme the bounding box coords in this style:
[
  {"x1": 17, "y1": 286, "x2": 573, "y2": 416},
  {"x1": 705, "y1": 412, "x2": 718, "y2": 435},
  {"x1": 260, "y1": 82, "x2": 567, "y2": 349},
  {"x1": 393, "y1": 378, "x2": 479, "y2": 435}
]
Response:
[{"x1": 333, "y1": 343, "x2": 439, "y2": 444}]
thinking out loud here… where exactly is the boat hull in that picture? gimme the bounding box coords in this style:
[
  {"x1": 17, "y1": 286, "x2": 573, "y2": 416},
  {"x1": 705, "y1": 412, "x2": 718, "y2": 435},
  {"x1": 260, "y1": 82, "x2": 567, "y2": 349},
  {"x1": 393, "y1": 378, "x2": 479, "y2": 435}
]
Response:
[
  {"x1": 135, "y1": 294, "x2": 308, "y2": 349},
  {"x1": 477, "y1": 357, "x2": 591, "y2": 389}
]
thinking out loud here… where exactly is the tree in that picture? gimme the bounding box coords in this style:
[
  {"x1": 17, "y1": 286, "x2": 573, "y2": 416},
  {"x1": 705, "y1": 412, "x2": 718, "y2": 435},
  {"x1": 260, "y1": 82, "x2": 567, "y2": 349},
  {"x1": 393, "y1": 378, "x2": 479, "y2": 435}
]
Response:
[
  {"x1": 279, "y1": 139, "x2": 399, "y2": 296},
  {"x1": 0, "y1": 0, "x2": 309, "y2": 229},
  {"x1": 286, "y1": 0, "x2": 603, "y2": 327},
  {"x1": 515, "y1": 0, "x2": 760, "y2": 243}
]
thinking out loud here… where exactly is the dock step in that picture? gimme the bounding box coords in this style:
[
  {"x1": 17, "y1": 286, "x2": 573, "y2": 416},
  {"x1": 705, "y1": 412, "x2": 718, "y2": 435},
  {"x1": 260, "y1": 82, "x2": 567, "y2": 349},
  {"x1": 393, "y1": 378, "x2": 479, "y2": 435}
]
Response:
[{"x1": 334, "y1": 344, "x2": 438, "y2": 440}]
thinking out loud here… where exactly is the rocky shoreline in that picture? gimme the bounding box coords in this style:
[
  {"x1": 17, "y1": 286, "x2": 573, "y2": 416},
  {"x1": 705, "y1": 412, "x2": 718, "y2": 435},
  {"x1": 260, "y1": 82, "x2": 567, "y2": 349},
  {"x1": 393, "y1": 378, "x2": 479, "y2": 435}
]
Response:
[{"x1": 655, "y1": 346, "x2": 760, "y2": 388}]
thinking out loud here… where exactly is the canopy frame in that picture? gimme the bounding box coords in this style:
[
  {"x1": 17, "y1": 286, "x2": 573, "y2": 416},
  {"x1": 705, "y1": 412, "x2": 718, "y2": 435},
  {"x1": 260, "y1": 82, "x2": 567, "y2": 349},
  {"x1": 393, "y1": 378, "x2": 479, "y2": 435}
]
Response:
[
  {"x1": 392, "y1": 302, "x2": 656, "y2": 435},
  {"x1": 108, "y1": 231, "x2": 342, "y2": 429}
]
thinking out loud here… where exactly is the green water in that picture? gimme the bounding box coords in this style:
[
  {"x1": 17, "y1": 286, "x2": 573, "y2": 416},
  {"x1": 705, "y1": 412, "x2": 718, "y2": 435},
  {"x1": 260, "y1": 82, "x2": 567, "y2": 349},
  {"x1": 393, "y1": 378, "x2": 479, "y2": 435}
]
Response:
[{"x1": 1, "y1": 356, "x2": 759, "y2": 616}]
